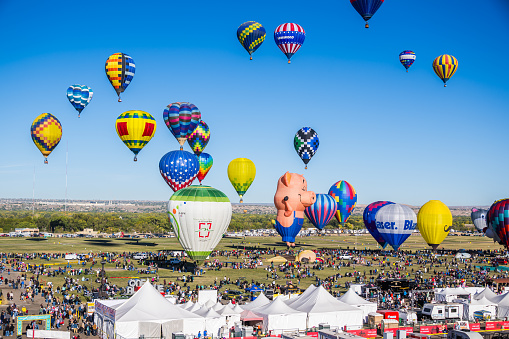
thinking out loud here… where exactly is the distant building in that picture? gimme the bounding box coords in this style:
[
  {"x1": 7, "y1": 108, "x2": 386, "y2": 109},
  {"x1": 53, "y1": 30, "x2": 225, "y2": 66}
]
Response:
[
  {"x1": 76, "y1": 228, "x2": 98, "y2": 237},
  {"x1": 14, "y1": 228, "x2": 39, "y2": 236}
]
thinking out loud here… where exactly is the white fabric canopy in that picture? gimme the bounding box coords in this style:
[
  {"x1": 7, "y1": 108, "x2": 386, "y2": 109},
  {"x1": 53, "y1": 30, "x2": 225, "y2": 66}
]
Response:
[
  {"x1": 241, "y1": 292, "x2": 271, "y2": 310},
  {"x1": 460, "y1": 296, "x2": 497, "y2": 321},
  {"x1": 284, "y1": 284, "x2": 316, "y2": 307},
  {"x1": 338, "y1": 288, "x2": 377, "y2": 323},
  {"x1": 218, "y1": 305, "x2": 241, "y2": 328},
  {"x1": 435, "y1": 287, "x2": 473, "y2": 302},
  {"x1": 251, "y1": 297, "x2": 307, "y2": 333},
  {"x1": 474, "y1": 288, "x2": 499, "y2": 302}
]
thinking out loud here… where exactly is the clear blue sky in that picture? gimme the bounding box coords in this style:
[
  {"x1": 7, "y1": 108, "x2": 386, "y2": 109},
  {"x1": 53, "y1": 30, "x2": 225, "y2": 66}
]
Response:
[{"x1": 0, "y1": 0, "x2": 508, "y2": 206}]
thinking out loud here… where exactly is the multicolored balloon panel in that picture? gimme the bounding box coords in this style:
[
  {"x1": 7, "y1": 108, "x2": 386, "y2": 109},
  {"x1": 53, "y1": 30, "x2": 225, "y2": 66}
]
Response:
[
  {"x1": 197, "y1": 153, "x2": 213, "y2": 183},
  {"x1": 115, "y1": 110, "x2": 156, "y2": 161},
  {"x1": 31, "y1": 113, "x2": 62, "y2": 164},
  {"x1": 328, "y1": 180, "x2": 357, "y2": 226},
  {"x1": 304, "y1": 194, "x2": 338, "y2": 230},
  {"x1": 433, "y1": 54, "x2": 458, "y2": 87},
  {"x1": 187, "y1": 120, "x2": 210, "y2": 156},
  {"x1": 105, "y1": 53, "x2": 135, "y2": 101},
  {"x1": 375, "y1": 203, "x2": 417, "y2": 251},
  {"x1": 274, "y1": 23, "x2": 305, "y2": 63},
  {"x1": 350, "y1": 0, "x2": 385, "y2": 28},
  {"x1": 163, "y1": 102, "x2": 201, "y2": 147},
  {"x1": 487, "y1": 199, "x2": 509, "y2": 249},
  {"x1": 294, "y1": 127, "x2": 319, "y2": 169},
  {"x1": 66, "y1": 85, "x2": 93, "y2": 116},
  {"x1": 227, "y1": 158, "x2": 256, "y2": 203},
  {"x1": 363, "y1": 201, "x2": 394, "y2": 248},
  {"x1": 159, "y1": 150, "x2": 199, "y2": 192},
  {"x1": 237, "y1": 21, "x2": 266, "y2": 60},
  {"x1": 399, "y1": 50, "x2": 416, "y2": 72}
]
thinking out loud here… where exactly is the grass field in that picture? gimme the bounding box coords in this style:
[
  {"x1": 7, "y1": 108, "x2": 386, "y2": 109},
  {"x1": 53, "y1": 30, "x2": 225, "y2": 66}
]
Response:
[{"x1": 4, "y1": 234, "x2": 505, "y2": 301}]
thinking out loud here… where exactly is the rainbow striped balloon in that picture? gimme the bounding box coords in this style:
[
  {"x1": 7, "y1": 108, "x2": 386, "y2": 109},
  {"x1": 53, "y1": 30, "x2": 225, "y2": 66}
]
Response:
[
  {"x1": 328, "y1": 180, "x2": 357, "y2": 226},
  {"x1": 197, "y1": 153, "x2": 213, "y2": 184},
  {"x1": 304, "y1": 194, "x2": 337, "y2": 230}
]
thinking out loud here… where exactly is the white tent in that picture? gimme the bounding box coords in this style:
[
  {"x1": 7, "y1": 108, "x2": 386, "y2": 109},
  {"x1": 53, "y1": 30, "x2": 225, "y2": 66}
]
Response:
[
  {"x1": 284, "y1": 284, "x2": 316, "y2": 307},
  {"x1": 338, "y1": 288, "x2": 377, "y2": 323},
  {"x1": 194, "y1": 306, "x2": 226, "y2": 336},
  {"x1": 188, "y1": 302, "x2": 203, "y2": 313},
  {"x1": 205, "y1": 299, "x2": 216, "y2": 308},
  {"x1": 180, "y1": 300, "x2": 195, "y2": 310},
  {"x1": 241, "y1": 293, "x2": 271, "y2": 310},
  {"x1": 473, "y1": 288, "x2": 499, "y2": 302},
  {"x1": 497, "y1": 293, "x2": 509, "y2": 318},
  {"x1": 212, "y1": 303, "x2": 225, "y2": 312},
  {"x1": 95, "y1": 299, "x2": 125, "y2": 339},
  {"x1": 232, "y1": 304, "x2": 244, "y2": 314},
  {"x1": 460, "y1": 296, "x2": 497, "y2": 321},
  {"x1": 251, "y1": 297, "x2": 307, "y2": 333},
  {"x1": 290, "y1": 286, "x2": 364, "y2": 330},
  {"x1": 218, "y1": 304, "x2": 242, "y2": 328},
  {"x1": 110, "y1": 281, "x2": 206, "y2": 338},
  {"x1": 434, "y1": 287, "x2": 472, "y2": 302}
]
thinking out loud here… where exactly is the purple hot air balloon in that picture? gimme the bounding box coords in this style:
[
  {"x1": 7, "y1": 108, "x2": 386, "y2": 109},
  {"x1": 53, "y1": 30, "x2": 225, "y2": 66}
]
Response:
[
  {"x1": 363, "y1": 201, "x2": 394, "y2": 248},
  {"x1": 304, "y1": 194, "x2": 337, "y2": 230}
]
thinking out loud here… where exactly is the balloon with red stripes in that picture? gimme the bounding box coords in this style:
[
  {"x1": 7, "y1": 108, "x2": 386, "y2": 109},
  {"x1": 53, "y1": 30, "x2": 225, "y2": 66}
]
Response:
[{"x1": 274, "y1": 23, "x2": 305, "y2": 64}]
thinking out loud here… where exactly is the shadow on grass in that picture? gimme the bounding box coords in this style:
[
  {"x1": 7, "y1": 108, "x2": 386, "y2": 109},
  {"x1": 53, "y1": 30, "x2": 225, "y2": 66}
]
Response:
[
  {"x1": 26, "y1": 238, "x2": 48, "y2": 242},
  {"x1": 84, "y1": 239, "x2": 120, "y2": 247},
  {"x1": 124, "y1": 241, "x2": 157, "y2": 247}
]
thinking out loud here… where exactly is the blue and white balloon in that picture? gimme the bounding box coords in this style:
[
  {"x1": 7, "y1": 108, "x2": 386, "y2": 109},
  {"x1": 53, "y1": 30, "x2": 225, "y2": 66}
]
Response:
[
  {"x1": 159, "y1": 150, "x2": 199, "y2": 192},
  {"x1": 67, "y1": 84, "x2": 93, "y2": 117},
  {"x1": 375, "y1": 203, "x2": 417, "y2": 251}
]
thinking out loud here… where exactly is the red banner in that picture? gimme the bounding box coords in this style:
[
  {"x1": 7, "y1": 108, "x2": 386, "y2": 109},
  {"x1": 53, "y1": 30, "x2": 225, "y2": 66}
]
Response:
[
  {"x1": 383, "y1": 327, "x2": 414, "y2": 335},
  {"x1": 347, "y1": 329, "x2": 377, "y2": 338},
  {"x1": 469, "y1": 323, "x2": 481, "y2": 331},
  {"x1": 486, "y1": 322, "x2": 496, "y2": 331},
  {"x1": 420, "y1": 325, "x2": 443, "y2": 334},
  {"x1": 306, "y1": 332, "x2": 319, "y2": 338}
]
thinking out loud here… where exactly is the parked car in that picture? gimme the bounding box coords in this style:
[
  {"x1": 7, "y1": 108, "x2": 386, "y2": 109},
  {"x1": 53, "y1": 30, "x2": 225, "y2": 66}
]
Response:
[
  {"x1": 223, "y1": 290, "x2": 246, "y2": 301},
  {"x1": 133, "y1": 253, "x2": 148, "y2": 260}
]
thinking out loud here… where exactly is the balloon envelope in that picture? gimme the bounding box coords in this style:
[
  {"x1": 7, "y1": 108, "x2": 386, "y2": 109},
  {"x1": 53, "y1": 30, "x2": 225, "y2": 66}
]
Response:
[
  {"x1": 159, "y1": 150, "x2": 199, "y2": 192},
  {"x1": 304, "y1": 194, "x2": 337, "y2": 230},
  {"x1": 328, "y1": 180, "x2": 357, "y2": 226},
  {"x1": 31, "y1": 113, "x2": 62, "y2": 164},
  {"x1": 227, "y1": 158, "x2": 256, "y2": 203},
  {"x1": 163, "y1": 102, "x2": 201, "y2": 147},
  {"x1": 237, "y1": 21, "x2": 266, "y2": 60},
  {"x1": 417, "y1": 200, "x2": 452, "y2": 249},
  {"x1": 274, "y1": 23, "x2": 305, "y2": 63},
  {"x1": 187, "y1": 120, "x2": 210, "y2": 156},
  {"x1": 363, "y1": 201, "x2": 394, "y2": 248},
  {"x1": 294, "y1": 127, "x2": 319, "y2": 169},
  {"x1": 105, "y1": 53, "x2": 135, "y2": 101},
  {"x1": 67, "y1": 85, "x2": 93, "y2": 116},
  {"x1": 115, "y1": 110, "x2": 156, "y2": 161},
  {"x1": 375, "y1": 203, "x2": 417, "y2": 251},
  {"x1": 168, "y1": 185, "x2": 232, "y2": 261},
  {"x1": 399, "y1": 51, "x2": 416, "y2": 72},
  {"x1": 350, "y1": 0, "x2": 384, "y2": 28},
  {"x1": 197, "y1": 153, "x2": 213, "y2": 184},
  {"x1": 471, "y1": 208, "x2": 487, "y2": 233},
  {"x1": 487, "y1": 199, "x2": 509, "y2": 248},
  {"x1": 433, "y1": 54, "x2": 458, "y2": 87}
]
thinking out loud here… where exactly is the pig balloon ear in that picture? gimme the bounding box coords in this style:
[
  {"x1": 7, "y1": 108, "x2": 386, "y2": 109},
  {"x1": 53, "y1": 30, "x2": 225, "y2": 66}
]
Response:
[
  {"x1": 472, "y1": 208, "x2": 478, "y2": 212},
  {"x1": 281, "y1": 172, "x2": 292, "y2": 187}
]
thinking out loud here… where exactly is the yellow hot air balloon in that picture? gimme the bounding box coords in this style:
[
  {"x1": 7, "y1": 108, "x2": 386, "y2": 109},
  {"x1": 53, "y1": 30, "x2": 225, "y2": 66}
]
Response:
[
  {"x1": 432, "y1": 54, "x2": 458, "y2": 87},
  {"x1": 417, "y1": 200, "x2": 452, "y2": 249},
  {"x1": 31, "y1": 113, "x2": 62, "y2": 164},
  {"x1": 115, "y1": 110, "x2": 156, "y2": 161},
  {"x1": 227, "y1": 158, "x2": 256, "y2": 203}
]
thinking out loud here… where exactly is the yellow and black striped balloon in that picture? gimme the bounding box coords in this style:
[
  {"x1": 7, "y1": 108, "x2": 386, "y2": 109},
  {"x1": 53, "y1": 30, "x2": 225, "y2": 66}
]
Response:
[{"x1": 433, "y1": 54, "x2": 458, "y2": 87}]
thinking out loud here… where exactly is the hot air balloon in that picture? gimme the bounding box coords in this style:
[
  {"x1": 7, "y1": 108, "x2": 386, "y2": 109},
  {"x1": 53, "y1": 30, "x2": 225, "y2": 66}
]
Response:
[
  {"x1": 487, "y1": 199, "x2": 509, "y2": 248},
  {"x1": 294, "y1": 127, "x2": 319, "y2": 169},
  {"x1": 197, "y1": 153, "x2": 213, "y2": 184},
  {"x1": 274, "y1": 23, "x2": 305, "y2": 64},
  {"x1": 375, "y1": 203, "x2": 417, "y2": 251},
  {"x1": 237, "y1": 21, "x2": 266, "y2": 60},
  {"x1": 417, "y1": 200, "x2": 452, "y2": 249},
  {"x1": 168, "y1": 185, "x2": 232, "y2": 261},
  {"x1": 66, "y1": 85, "x2": 93, "y2": 117},
  {"x1": 471, "y1": 208, "x2": 488, "y2": 233},
  {"x1": 105, "y1": 53, "x2": 135, "y2": 102},
  {"x1": 163, "y1": 102, "x2": 201, "y2": 149},
  {"x1": 399, "y1": 51, "x2": 416, "y2": 72},
  {"x1": 433, "y1": 54, "x2": 458, "y2": 87},
  {"x1": 188, "y1": 121, "x2": 210, "y2": 156},
  {"x1": 363, "y1": 201, "x2": 394, "y2": 248},
  {"x1": 328, "y1": 180, "x2": 357, "y2": 226},
  {"x1": 159, "y1": 150, "x2": 199, "y2": 192},
  {"x1": 304, "y1": 194, "x2": 337, "y2": 230},
  {"x1": 350, "y1": 0, "x2": 384, "y2": 28},
  {"x1": 227, "y1": 158, "x2": 256, "y2": 203},
  {"x1": 31, "y1": 113, "x2": 62, "y2": 164},
  {"x1": 115, "y1": 110, "x2": 156, "y2": 161}
]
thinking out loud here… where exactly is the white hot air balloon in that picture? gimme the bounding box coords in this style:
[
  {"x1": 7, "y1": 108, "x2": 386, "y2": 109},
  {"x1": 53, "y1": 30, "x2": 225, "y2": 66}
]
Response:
[
  {"x1": 375, "y1": 203, "x2": 417, "y2": 251},
  {"x1": 168, "y1": 185, "x2": 232, "y2": 261}
]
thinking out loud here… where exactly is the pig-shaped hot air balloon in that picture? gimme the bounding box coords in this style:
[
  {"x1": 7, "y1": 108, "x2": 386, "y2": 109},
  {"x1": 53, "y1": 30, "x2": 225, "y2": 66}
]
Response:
[{"x1": 274, "y1": 172, "x2": 316, "y2": 247}]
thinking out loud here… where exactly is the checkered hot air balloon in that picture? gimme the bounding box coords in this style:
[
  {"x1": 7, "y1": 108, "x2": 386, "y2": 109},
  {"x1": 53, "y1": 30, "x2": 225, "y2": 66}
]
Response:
[
  {"x1": 31, "y1": 113, "x2": 62, "y2": 164},
  {"x1": 328, "y1": 180, "x2": 357, "y2": 226},
  {"x1": 274, "y1": 23, "x2": 305, "y2": 64},
  {"x1": 66, "y1": 85, "x2": 93, "y2": 117},
  {"x1": 115, "y1": 110, "x2": 156, "y2": 161},
  {"x1": 197, "y1": 153, "x2": 213, "y2": 184},
  {"x1": 350, "y1": 0, "x2": 385, "y2": 28},
  {"x1": 163, "y1": 102, "x2": 201, "y2": 149},
  {"x1": 187, "y1": 120, "x2": 210, "y2": 156},
  {"x1": 294, "y1": 127, "x2": 319, "y2": 169},
  {"x1": 399, "y1": 51, "x2": 416, "y2": 72},
  {"x1": 159, "y1": 150, "x2": 199, "y2": 192},
  {"x1": 363, "y1": 201, "x2": 394, "y2": 248},
  {"x1": 237, "y1": 21, "x2": 266, "y2": 60},
  {"x1": 105, "y1": 53, "x2": 135, "y2": 102},
  {"x1": 433, "y1": 54, "x2": 458, "y2": 87}
]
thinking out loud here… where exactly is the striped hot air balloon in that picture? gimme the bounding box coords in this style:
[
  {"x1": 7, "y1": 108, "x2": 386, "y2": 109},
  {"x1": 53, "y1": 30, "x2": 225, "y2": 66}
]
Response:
[
  {"x1": 274, "y1": 23, "x2": 305, "y2": 64},
  {"x1": 363, "y1": 201, "x2": 394, "y2": 248},
  {"x1": 197, "y1": 153, "x2": 213, "y2": 184},
  {"x1": 105, "y1": 53, "x2": 135, "y2": 102},
  {"x1": 163, "y1": 102, "x2": 201, "y2": 148},
  {"x1": 399, "y1": 50, "x2": 416, "y2": 72},
  {"x1": 305, "y1": 194, "x2": 338, "y2": 230},
  {"x1": 115, "y1": 110, "x2": 156, "y2": 161},
  {"x1": 433, "y1": 54, "x2": 458, "y2": 87}
]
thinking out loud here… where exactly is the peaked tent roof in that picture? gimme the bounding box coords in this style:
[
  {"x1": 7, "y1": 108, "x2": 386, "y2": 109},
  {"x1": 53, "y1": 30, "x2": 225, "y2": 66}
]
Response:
[
  {"x1": 339, "y1": 288, "x2": 376, "y2": 306},
  {"x1": 205, "y1": 299, "x2": 216, "y2": 308},
  {"x1": 240, "y1": 309, "x2": 263, "y2": 321},
  {"x1": 115, "y1": 281, "x2": 202, "y2": 322},
  {"x1": 241, "y1": 292, "x2": 270, "y2": 310},
  {"x1": 232, "y1": 304, "x2": 244, "y2": 314},
  {"x1": 218, "y1": 305, "x2": 238, "y2": 316},
  {"x1": 285, "y1": 284, "x2": 316, "y2": 306},
  {"x1": 181, "y1": 300, "x2": 195, "y2": 309},
  {"x1": 291, "y1": 286, "x2": 363, "y2": 313},
  {"x1": 251, "y1": 297, "x2": 306, "y2": 315},
  {"x1": 212, "y1": 303, "x2": 224, "y2": 312},
  {"x1": 493, "y1": 292, "x2": 509, "y2": 305},
  {"x1": 469, "y1": 296, "x2": 498, "y2": 306},
  {"x1": 474, "y1": 287, "x2": 498, "y2": 302}
]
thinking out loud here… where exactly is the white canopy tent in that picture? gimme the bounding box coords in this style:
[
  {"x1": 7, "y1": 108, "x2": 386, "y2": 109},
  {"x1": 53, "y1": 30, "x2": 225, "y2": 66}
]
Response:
[
  {"x1": 460, "y1": 296, "x2": 497, "y2": 321},
  {"x1": 434, "y1": 287, "x2": 473, "y2": 302},
  {"x1": 193, "y1": 306, "x2": 227, "y2": 336},
  {"x1": 95, "y1": 299, "x2": 125, "y2": 339},
  {"x1": 496, "y1": 293, "x2": 509, "y2": 318},
  {"x1": 218, "y1": 304, "x2": 241, "y2": 328},
  {"x1": 251, "y1": 297, "x2": 307, "y2": 333},
  {"x1": 284, "y1": 284, "x2": 316, "y2": 307},
  {"x1": 241, "y1": 293, "x2": 271, "y2": 310},
  {"x1": 290, "y1": 286, "x2": 364, "y2": 330},
  {"x1": 338, "y1": 288, "x2": 377, "y2": 323},
  {"x1": 474, "y1": 288, "x2": 499, "y2": 302}
]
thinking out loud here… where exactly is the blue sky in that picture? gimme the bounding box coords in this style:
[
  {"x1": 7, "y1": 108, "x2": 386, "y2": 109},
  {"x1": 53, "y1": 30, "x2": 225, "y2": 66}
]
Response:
[{"x1": 0, "y1": 0, "x2": 508, "y2": 206}]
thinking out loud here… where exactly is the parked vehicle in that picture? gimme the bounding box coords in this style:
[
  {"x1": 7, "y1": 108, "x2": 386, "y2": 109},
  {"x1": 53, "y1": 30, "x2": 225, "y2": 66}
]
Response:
[
  {"x1": 133, "y1": 253, "x2": 148, "y2": 260},
  {"x1": 421, "y1": 303, "x2": 463, "y2": 320},
  {"x1": 473, "y1": 310, "x2": 492, "y2": 320},
  {"x1": 447, "y1": 330, "x2": 482, "y2": 339}
]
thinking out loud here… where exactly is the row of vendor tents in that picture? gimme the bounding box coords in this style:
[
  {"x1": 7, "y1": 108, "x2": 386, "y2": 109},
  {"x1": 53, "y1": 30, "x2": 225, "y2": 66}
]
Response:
[{"x1": 95, "y1": 282, "x2": 376, "y2": 339}]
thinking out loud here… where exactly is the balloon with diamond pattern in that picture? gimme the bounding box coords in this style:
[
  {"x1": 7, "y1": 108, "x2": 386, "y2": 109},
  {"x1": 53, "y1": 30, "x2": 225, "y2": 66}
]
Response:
[
  {"x1": 294, "y1": 127, "x2": 319, "y2": 169},
  {"x1": 188, "y1": 120, "x2": 210, "y2": 156}
]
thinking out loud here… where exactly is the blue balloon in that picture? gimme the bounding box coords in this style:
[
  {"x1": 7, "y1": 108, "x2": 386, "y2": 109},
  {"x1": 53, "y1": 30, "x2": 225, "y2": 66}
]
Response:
[
  {"x1": 350, "y1": 0, "x2": 384, "y2": 28},
  {"x1": 305, "y1": 194, "x2": 337, "y2": 230},
  {"x1": 159, "y1": 150, "x2": 199, "y2": 192},
  {"x1": 67, "y1": 84, "x2": 93, "y2": 117},
  {"x1": 375, "y1": 204, "x2": 417, "y2": 251},
  {"x1": 363, "y1": 201, "x2": 394, "y2": 248}
]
